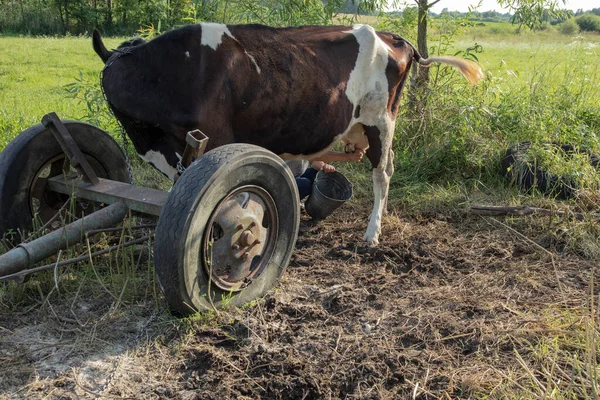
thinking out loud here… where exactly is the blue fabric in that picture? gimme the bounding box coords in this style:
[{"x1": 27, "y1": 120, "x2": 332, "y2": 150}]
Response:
[{"x1": 295, "y1": 167, "x2": 318, "y2": 199}]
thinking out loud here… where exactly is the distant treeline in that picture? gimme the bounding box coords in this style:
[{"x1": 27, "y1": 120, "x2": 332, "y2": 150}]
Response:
[
  {"x1": 0, "y1": 0, "x2": 599, "y2": 36},
  {"x1": 0, "y1": 0, "x2": 199, "y2": 35},
  {"x1": 0, "y1": 0, "x2": 373, "y2": 35},
  {"x1": 405, "y1": 7, "x2": 600, "y2": 24}
]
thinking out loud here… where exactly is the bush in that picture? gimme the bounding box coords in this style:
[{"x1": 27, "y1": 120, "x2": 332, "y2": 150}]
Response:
[
  {"x1": 392, "y1": 42, "x2": 600, "y2": 189},
  {"x1": 535, "y1": 21, "x2": 553, "y2": 31},
  {"x1": 575, "y1": 13, "x2": 600, "y2": 32},
  {"x1": 558, "y1": 18, "x2": 579, "y2": 35}
]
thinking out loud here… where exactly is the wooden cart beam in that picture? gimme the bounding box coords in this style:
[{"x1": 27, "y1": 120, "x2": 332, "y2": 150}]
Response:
[
  {"x1": 47, "y1": 174, "x2": 168, "y2": 216},
  {"x1": 42, "y1": 112, "x2": 100, "y2": 185}
]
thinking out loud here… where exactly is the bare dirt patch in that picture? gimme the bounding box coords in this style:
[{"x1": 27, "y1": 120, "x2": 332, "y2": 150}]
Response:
[{"x1": 0, "y1": 203, "x2": 598, "y2": 399}]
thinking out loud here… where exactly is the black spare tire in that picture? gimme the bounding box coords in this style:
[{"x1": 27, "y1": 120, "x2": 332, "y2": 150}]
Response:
[{"x1": 0, "y1": 121, "x2": 131, "y2": 241}]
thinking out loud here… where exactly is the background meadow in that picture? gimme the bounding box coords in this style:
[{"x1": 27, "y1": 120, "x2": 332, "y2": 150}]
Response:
[{"x1": 2, "y1": 21, "x2": 599, "y2": 194}]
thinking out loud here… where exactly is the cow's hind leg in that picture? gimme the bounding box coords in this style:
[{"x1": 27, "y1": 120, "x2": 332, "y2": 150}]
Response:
[
  {"x1": 363, "y1": 122, "x2": 394, "y2": 246},
  {"x1": 364, "y1": 167, "x2": 389, "y2": 246},
  {"x1": 382, "y1": 148, "x2": 394, "y2": 216}
]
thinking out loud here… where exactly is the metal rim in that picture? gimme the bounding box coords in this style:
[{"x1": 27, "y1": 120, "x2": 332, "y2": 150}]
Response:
[
  {"x1": 29, "y1": 154, "x2": 107, "y2": 228},
  {"x1": 202, "y1": 185, "x2": 278, "y2": 291}
]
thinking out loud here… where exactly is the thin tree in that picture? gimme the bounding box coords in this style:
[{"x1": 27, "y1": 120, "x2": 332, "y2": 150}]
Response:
[
  {"x1": 408, "y1": 0, "x2": 568, "y2": 113},
  {"x1": 408, "y1": 0, "x2": 441, "y2": 114}
]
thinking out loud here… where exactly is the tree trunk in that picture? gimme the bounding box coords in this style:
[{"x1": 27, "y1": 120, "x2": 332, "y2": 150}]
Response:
[
  {"x1": 167, "y1": 0, "x2": 171, "y2": 25},
  {"x1": 416, "y1": 0, "x2": 430, "y2": 89},
  {"x1": 94, "y1": 0, "x2": 98, "y2": 27},
  {"x1": 64, "y1": 0, "x2": 69, "y2": 33},
  {"x1": 409, "y1": 0, "x2": 430, "y2": 115},
  {"x1": 106, "y1": 0, "x2": 112, "y2": 30},
  {"x1": 19, "y1": 0, "x2": 25, "y2": 22},
  {"x1": 57, "y1": 0, "x2": 66, "y2": 32}
]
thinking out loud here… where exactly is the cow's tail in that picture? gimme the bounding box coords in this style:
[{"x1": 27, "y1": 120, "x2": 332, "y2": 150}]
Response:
[
  {"x1": 92, "y1": 29, "x2": 113, "y2": 63},
  {"x1": 415, "y1": 53, "x2": 484, "y2": 85}
]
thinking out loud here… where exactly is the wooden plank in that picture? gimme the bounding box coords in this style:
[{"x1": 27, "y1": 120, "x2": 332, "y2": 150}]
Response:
[
  {"x1": 47, "y1": 175, "x2": 168, "y2": 216},
  {"x1": 41, "y1": 112, "x2": 100, "y2": 185}
]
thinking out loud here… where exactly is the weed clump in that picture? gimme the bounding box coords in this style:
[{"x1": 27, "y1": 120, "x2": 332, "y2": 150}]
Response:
[
  {"x1": 576, "y1": 13, "x2": 600, "y2": 33},
  {"x1": 391, "y1": 36, "x2": 600, "y2": 196}
]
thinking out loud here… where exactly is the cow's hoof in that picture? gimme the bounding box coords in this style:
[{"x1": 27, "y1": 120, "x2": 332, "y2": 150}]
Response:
[{"x1": 362, "y1": 234, "x2": 379, "y2": 247}]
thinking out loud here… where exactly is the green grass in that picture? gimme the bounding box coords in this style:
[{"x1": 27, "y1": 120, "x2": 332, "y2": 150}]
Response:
[
  {"x1": 381, "y1": 24, "x2": 600, "y2": 209},
  {"x1": 0, "y1": 34, "x2": 173, "y2": 189},
  {"x1": 2, "y1": 26, "x2": 599, "y2": 208},
  {"x1": 0, "y1": 35, "x2": 125, "y2": 148},
  {"x1": 1, "y1": 25, "x2": 599, "y2": 203}
]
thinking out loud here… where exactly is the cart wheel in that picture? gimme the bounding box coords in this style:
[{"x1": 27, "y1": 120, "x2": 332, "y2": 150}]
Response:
[
  {"x1": 154, "y1": 144, "x2": 300, "y2": 315},
  {"x1": 0, "y1": 121, "x2": 131, "y2": 241}
]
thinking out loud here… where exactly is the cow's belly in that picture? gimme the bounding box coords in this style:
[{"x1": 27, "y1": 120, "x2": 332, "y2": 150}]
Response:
[{"x1": 226, "y1": 96, "x2": 354, "y2": 156}]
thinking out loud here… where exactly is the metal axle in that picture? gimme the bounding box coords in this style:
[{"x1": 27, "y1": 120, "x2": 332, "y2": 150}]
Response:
[{"x1": 0, "y1": 202, "x2": 129, "y2": 277}]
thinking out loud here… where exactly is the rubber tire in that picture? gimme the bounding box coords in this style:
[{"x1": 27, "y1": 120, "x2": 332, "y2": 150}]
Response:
[
  {"x1": 154, "y1": 144, "x2": 300, "y2": 316},
  {"x1": 0, "y1": 121, "x2": 131, "y2": 241},
  {"x1": 502, "y1": 142, "x2": 600, "y2": 199}
]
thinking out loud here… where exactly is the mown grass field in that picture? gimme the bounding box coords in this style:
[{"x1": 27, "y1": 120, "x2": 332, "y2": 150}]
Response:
[
  {"x1": 1, "y1": 23, "x2": 599, "y2": 143},
  {"x1": 0, "y1": 36, "x2": 120, "y2": 145},
  {"x1": 1, "y1": 21, "x2": 600, "y2": 399}
]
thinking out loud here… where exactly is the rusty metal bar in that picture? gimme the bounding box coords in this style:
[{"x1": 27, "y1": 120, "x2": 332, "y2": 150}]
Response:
[
  {"x1": 41, "y1": 112, "x2": 100, "y2": 185},
  {"x1": 47, "y1": 175, "x2": 168, "y2": 216},
  {"x1": 0, "y1": 235, "x2": 151, "y2": 282},
  {"x1": 0, "y1": 202, "x2": 129, "y2": 278},
  {"x1": 181, "y1": 129, "x2": 209, "y2": 169}
]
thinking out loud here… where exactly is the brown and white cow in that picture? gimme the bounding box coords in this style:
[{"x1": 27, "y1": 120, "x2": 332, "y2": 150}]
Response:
[{"x1": 93, "y1": 23, "x2": 482, "y2": 246}]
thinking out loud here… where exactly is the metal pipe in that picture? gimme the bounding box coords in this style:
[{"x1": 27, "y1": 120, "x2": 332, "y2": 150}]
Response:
[
  {"x1": 0, "y1": 235, "x2": 150, "y2": 282},
  {"x1": 0, "y1": 202, "x2": 129, "y2": 277}
]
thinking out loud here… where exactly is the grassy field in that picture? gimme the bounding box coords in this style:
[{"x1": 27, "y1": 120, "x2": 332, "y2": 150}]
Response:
[
  {"x1": 0, "y1": 36, "x2": 123, "y2": 145},
  {"x1": 2, "y1": 24, "x2": 599, "y2": 187},
  {"x1": 1, "y1": 22, "x2": 600, "y2": 399},
  {"x1": 0, "y1": 34, "x2": 172, "y2": 188}
]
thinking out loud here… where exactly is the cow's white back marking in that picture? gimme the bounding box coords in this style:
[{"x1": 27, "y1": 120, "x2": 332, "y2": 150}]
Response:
[
  {"x1": 140, "y1": 150, "x2": 178, "y2": 181},
  {"x1": 281, "y1": 25, "x2": 393, "y2": 163},
  {"x1": 344, "y1": 24, "x2": 391, "y2": 124},
  {"x1": 334, "y1": 24, "x2": 393, "y2": 165},
  {"x1": 200, "y1": 22, "x2": 233, "y2": 50}
]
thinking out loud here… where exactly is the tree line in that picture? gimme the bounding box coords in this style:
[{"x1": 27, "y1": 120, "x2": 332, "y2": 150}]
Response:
[
  {"x1": 0, "y1": 0, "x2": 208, "y2": 35},
  {"x1": 1, "y1": 0, "x2": 595, "y2": 36},
  {"x1": 0, "y1": 0, "x2": 387, "y2": 35}
]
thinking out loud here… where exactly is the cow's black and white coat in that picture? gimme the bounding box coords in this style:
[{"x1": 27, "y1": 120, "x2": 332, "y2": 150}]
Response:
[{"x1": 93, "y1": 23, "x2": 482, "y2": 246}]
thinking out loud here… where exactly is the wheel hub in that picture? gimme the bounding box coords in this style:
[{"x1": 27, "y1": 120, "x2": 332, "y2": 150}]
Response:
[
  {"x1": 239, "y1": 229, "x2": 256, "y2": 248},
  {"x1": 203, "y1": 186, "x2": 277, "y2": 291}
]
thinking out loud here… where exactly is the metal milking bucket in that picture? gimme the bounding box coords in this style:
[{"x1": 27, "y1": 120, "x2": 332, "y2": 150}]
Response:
[{"x1": 305, "y1": 171, "x2": 353, "y2": 220}]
